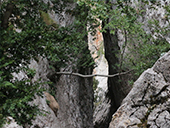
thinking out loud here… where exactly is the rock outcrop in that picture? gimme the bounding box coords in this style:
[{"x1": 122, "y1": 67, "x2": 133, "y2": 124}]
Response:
[
  {"x1": 3, "y1": 58, "x2": 60, "y2": 128},
  {"x1": 95, "y1": 1, "x2": 170, "y2": 127},
  {"x1": 109, "y1": 51, "x2": 170, "y2": 128},
  {"x1": 44, "y1": 92, "x2": 60, "y2": 117}
]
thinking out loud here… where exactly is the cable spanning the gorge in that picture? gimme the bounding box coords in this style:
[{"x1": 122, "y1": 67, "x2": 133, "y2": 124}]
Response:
[{"x1": 56, "y1": 70, "x2": 133, "y2": 78}]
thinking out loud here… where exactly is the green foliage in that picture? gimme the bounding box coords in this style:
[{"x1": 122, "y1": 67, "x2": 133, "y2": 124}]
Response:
[
  {"x1": 0, "y1": 0, "x2": 95, "y2": 127},
  {"x1": 0, "y1": 0, "x2": 51, "y2": 126},
  {"x1": 100, "y1": 1, "x2": 170, "y2": 80},
  {"x1": 96, "y1": 42, "x2": 104, "y2": 57},
  {"x1": 1, "y1": 0, "x2": 170, "y2": 127},
  {"x1": 120, "y1": 2, "x2": 170, "y2": 78},
  {"x1": 93, "y1": 77, "x2": 103, "y2": 109},
  {"x1": 93, "y1": 77, "x2": 99, "y2": 91},
  {"x1": 40, "y1": 11, "x2": 59, "y2": 29},
  {"x1": 79, "y1": 0, "x2": 170, "y2": 82},
  {"x1": 0, "y1": 62, "x2": 45, "y2": 126}
]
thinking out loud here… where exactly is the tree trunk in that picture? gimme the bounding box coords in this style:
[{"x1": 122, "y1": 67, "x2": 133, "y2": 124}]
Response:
[{"x1": 1, "y1": 3, "x2": 15, "y2": 29}]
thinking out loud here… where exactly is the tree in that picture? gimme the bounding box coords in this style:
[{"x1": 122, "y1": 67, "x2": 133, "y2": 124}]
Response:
[
  {"x1": 0, "y1": 1, "x2": 50, "y2": 126},
  {"x1": 0, "y1": 0, "x2": 95, "y2": 127},
  {"x1": 1, "y1": 0, "x2": 170, "y2": 127},
  {"x1": 93, "y1": 0, "x2": 170, "y2": 127}
]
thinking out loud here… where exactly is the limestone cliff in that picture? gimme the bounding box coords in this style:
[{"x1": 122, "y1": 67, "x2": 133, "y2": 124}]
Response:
[
  {"x1": 109, "y1": 51, "x2": 170, "y2": 128},
  {"x1": 94, "y1": 1, "x2": 170, "y2": 127}
]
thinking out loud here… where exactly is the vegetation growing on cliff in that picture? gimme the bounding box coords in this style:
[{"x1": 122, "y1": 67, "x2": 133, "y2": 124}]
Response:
[
  {"x1": 0, "y1": 0, "x2": 95, "y2": 126},
  {"x1": 0, "y1": 0, "x2": 170, "y2": 127}
]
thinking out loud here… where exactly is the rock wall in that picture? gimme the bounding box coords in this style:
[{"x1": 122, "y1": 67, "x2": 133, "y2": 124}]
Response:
[
  {"x1": 88, "y1": 22, "x2": 108, "y2": 103},
  {"x1": 94, "y1": 1, "x2": 170, "y2": 127},
  {"x1": 109, "y1": 51, "x2": 170, "y2": 128},
  {"x1": 28, "y1": 58, "x2": 60, "y2": 128},
  {"x1": 4, "y1": 1, "x2": 94, "y2": 127},
  {"x1": 31, "y1": 1, "x2": 94, "y2": 127},
  {"x1": 3, "y1": 58, "x2": 59, "y2": 128},
  {"x1": 3, "y1": 1, "x2": 170, "y2": 128}
]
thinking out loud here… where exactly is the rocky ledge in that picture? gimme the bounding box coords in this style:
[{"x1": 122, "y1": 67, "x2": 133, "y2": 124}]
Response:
[{"x1": 109, "y1": 51, "x2": 170, "y2": 128}]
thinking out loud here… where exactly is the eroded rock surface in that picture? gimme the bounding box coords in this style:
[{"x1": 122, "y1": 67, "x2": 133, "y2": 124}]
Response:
[
  {"x1": 109, "y1": 51, "x2": 170, "y2": 128},
  {"x1": 3, "y1": 57, "x2": 59, "y2": 128}
]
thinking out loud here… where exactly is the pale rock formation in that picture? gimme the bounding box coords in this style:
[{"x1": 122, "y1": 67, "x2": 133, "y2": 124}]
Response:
[
  {"x1": 109, "y1": 51, "x2": 170, "y2": 128},
  {"x1": 88, "y1": 21, "x2": 108, "y2": 101},
  {"x1": 2, "y1": 117, "x2": 22, "y2": 128},
  {"x1": 4, "y1": 57, "x2": 59, "y2": 128},
  {"x1": 27, "y1": 58, "x2": 61, "y2": 128}
]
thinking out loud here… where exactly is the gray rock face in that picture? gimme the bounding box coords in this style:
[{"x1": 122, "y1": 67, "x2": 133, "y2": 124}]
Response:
[
  {"x1": 109, "y1": 51, "x2": 170, "y2": 128},
  {"x1": 3, "y1": 57, "x2": 59, "y2": 128},
  {"x1": 26, "y1": 58, "x2": 60, "y2": 128}
]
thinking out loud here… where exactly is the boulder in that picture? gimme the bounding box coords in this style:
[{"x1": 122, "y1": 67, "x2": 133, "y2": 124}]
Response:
[{"x1": 109, "y1": 51, "x2": 170, "y2": 128}]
